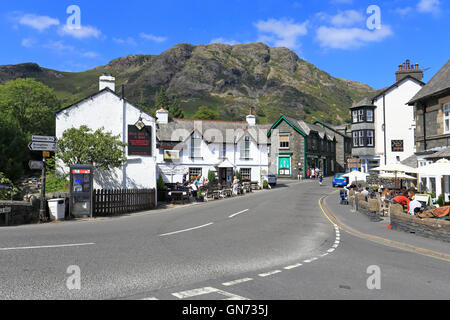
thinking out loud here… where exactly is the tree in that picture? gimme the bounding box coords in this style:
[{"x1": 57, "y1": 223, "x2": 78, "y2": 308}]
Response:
[
  {"x1": 155, "y1": 87, "x2": 171, "y2": 110},
  {"x1": 0, "y1": 113, "x2": 28, "y2": 182},
  {"x1": 0, "y1": 78, "x2": 60, "y2": 136},
  {"x1": 0, "y1": 172, "x2": 18, "y2": 201},
  {"x1": 56, "y1": 126, "x2": 127, "y2": 171},
  {"x1": 193, "y1": 106, "x2": 220, "y2": 120},
  {"x1": 169, "y1": 98, "x2": 184, "y2": 119}
]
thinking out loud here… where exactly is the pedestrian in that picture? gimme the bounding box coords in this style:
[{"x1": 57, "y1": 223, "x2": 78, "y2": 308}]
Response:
[
  {"x1": 315, "y1": 168, "x2": 320, "y2": 180},
  {"x1": 307, "y1": 169, "x2": 310, "y2": 179},
  {"x1": 232, "y1": 176, "x2": 239, "y2": 196},
  {"x1": 311, "y1": 169, "x2": 316, "y2": 180},
  {"x1": 318, "y1": 172, "x2": 323, "y2": 186}
]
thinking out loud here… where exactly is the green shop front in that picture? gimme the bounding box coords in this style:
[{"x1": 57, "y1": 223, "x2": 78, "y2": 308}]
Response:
[{"x1": 277, "y1": 153, "x2": 293, "y2": 177}]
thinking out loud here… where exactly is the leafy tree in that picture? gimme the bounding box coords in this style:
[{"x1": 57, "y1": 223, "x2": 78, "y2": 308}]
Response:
[
  {"x1": 155, "y1": 87, "x2": 171, "y2": 110},
  {"x1": 157, "y1": 173, "x2": 166, "y2": 191},
  {"x1": 0, "y1": 78, "x2": 60, "y2": 136},
  {"x1": 45, "y1": 157, "x2": 69, "y2": 193},
  {"x1": 0, "y1": 113, "x2": 28, "y2": 182},
  {"x1": 56, "y1": 126, "x2": 127, "y2": 171},
  {"x1": 193, "y1": 106, "x2": 220, "y2": 120},
  {"x1": 0, "y1": 172, "x2": 18, "y2": 201},
  {"x1": 169, "y1": 98, "x2": 184, "y2": 119},
  {"x1": 208, "y1": 170, "x2": 217, "y2": 183}
]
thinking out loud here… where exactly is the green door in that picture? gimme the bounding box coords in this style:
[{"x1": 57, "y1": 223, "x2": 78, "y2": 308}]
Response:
[{"x1": 278, "y1": 157, "x2": 292, "y2": 177}]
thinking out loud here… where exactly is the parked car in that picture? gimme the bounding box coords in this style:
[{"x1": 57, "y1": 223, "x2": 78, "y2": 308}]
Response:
[{"x1": 332, "y1": 173, "x2": 349, "y2": 188}]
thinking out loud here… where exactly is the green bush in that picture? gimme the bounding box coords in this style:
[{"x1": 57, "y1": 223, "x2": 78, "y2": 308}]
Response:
[
  {"x1": 263, "y1": 180, "x2": 269, "y2": 189},
  {"x1": 437, "y1": 194, "x2": 445, "y2": 207},
  {"x1": 157, "y1": 173, "x2": 166, "y2": 191},
  {"x1": 0, "y1": 172, "x2": 19, "y2": 200},
  {"x1": 208, "y1": 170, "x2": 217, "y2": 183}
]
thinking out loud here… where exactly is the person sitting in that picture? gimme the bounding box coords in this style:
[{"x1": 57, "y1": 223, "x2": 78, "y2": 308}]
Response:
[
  {"x1": 408, "y1": 192, "x2": 422, "y2": 216},
  {"x1": 392, "y1": 194, "x2": 410, "y2": 212},
  {"x1": 361, "y1": 187, "x2": 369, "y2": 199}
]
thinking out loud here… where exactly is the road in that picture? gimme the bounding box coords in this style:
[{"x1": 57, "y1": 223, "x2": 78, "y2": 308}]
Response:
[{"x1": 0, "y1": 179, "x2": 449, "y2": 300}]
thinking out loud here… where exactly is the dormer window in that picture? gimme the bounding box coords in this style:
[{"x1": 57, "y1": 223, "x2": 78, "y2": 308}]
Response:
[
  {"x1": 366, "y1": 109, "x2": 374, "y2": 122},
  {"x1": 352, "y1": 108, "x2": 374, "y2": 123}
]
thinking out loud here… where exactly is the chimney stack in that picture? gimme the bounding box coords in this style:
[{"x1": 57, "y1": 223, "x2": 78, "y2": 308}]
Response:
[
  {"x1": 395, "y1": 59, "x2": 423, "y2": 82},
  {"x1": 156, "y1": 106, "x2": 169, "y2": 124},
  {"x1": 246, "y1": 106, "x2": 256, "y2": 126},
  {"x1": 99, "y1": 74, "x2": 116, "y2": 91}
]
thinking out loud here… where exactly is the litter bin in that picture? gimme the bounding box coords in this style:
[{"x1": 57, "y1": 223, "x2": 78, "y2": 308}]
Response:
[{"x1": 48, "y1": 198, "x2": 66, "y2": 221}]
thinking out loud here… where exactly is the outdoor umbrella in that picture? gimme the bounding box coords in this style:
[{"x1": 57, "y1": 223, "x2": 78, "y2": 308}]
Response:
[
  {"x1": 371, "y1": 162, "x2": 417, "y2": 189},
  {"x1": 343, "y1": 171, "x2": 369, "y2": 184},
  {"x1": 414, "y1": 158, "x2": 450, "y2": 175},
  {"x1": 379, "y1": 172, "x2": 417, "y2": 180}
]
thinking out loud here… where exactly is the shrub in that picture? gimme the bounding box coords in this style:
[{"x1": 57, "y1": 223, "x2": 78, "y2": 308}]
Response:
[
  {"x1": 437, "y1": 194, "x2": 445, "y2": 207},
  {"x1": 157, "y1": 173, "x2": 166, "y2": 191}
]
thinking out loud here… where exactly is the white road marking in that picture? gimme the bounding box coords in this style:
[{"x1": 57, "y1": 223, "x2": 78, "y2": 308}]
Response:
[
  {"x1": 0, "y1": 243, "x2": 95, "y2": 251},
  {"x1": 141, "y1": 297, "x2": 158, "y2": 300},
  {"x1": 159, "y1": 223, "x2": 214, "y2": 237},
  {"x1": 303, "y1": 259, "x2": 312, "y2": 263},
  {"x1": 328, "y1": 248, "x2": 335, "y2": 253},
  {"x1": 172, "y1": 287, "x2": 248, "y2": 300},
  {"x1": 284, "y1": 263, "x2": 303, "y2": 270},
  {"x1": 222, "y1": 278, "x2": 253, "y2": 287},
  {"x1": 259, "y1": 270, "x2": 282, "y2": 277},
  {"x1": 229, "y1": 209, "x2": 250, "y2": 219}
]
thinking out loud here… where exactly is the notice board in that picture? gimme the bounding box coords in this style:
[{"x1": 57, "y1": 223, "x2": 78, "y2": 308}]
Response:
[{"x1": 128, "y1": 125, "x2": 152, "y2": 156}]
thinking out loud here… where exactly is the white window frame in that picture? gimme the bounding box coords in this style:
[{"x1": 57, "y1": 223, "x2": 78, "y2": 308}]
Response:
[
  {"x1": 444, "y1": 103, "x2": 450, "y2": 134},
  {"x1": 279, "y1": 134, "x2": 290, "y2": 149},
  {"x1": 366, "y1": 109, "x2": 373, "y2": 122},
  {"x1": 359, "y1": 131, "x2": 365, "y2": 147},
  {"x1": 352, "y1": 110, "x2": 358, "y2": 123},
  {"x1": 358, "y1": 110, "x2": 364, "y2": 122},
  {"x1": 366, "y1": 130, "x2": 374, "y2": 147},
  {"x1": 240, "y1": 168, "x2": 251, "y2": 181},
  {"x1": 190, "y1": 134, "x2": 202, "y2": 159},
  {"x1": 240, "y1": 136, "x2": 251, "y2": 160},
  {"x1": 353, "y1": 131, "x2": 359, "y2": 147}
]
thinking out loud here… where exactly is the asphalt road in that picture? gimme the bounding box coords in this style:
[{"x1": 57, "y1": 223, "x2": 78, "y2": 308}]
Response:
[{"x1": 0, "y1": 179, "x2": 449, "y2": 300}]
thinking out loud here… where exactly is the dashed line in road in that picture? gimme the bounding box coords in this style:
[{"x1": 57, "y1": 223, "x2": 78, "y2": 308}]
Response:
[
  {"x1": 284, "y1": 263, "x2": 303, "y2": 270},
  {"x1": 159, "y1": 223, "x2": 214, "y2": 237},
  {"x1": 259, "y1": 270, "x2": 282, "y2": 277},
  {"x1": 172, "y1": 287, "x2": 249, "y2": 300},
  {"x1": 222, "y1": 278, "x2": 253, "y2": 287}
]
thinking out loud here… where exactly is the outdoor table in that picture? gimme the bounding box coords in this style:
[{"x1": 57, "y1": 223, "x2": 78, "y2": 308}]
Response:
[
  {"x1": 169, "y1": 191, "x2": 189, "y2": 205},
  {"x1": 222, "y1": 188, "x2": 233, "y2": 197}
]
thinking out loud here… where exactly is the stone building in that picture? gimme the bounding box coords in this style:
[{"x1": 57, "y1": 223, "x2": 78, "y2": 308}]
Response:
[
  {"x1": 313, "y1": 121, "x2": 352, "y2": 173},
  {"x1": 408, "y1": 60, "x2": 450, "y2": 156},
  {"x1": 267, "y1": 115, "x2": 337, "y2": 179}
]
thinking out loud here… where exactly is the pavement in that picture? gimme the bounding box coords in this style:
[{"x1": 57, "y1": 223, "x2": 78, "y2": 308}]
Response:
[{"x1": 0, "y1": 178, "x2": 448, "y2": 300}]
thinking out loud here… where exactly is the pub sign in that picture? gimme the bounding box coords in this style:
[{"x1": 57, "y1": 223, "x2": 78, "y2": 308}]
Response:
[{"x1": 128, "y1": 125, "x2": 152, "y2": 156}]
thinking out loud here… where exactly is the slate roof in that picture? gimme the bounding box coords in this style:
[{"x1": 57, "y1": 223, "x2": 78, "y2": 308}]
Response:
[
  {"x1": 157, "y1": 118, "x2": 271, "y2": 144},
  {"x1": 401, "y1": 154, "x2": 418, "y2": 168},
  {"x1": 350, "y1": 97, "x2": 376, "y2": 109},
  {"x1": 408, "y1": 60, "x2": 450, "y2": 105},
  {"x1": 283, "y1": 116, "x2": 335, "y2": 141},
  {"x1": 424, "y1": 146, "x2": 450, "y2": 160}
]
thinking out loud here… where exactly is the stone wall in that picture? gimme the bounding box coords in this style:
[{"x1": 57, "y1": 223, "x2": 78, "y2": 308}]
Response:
[
  {"x1": 349, "y1": 192, "x2": 382, "y2": 222},
  {"x1": 0, "y1": 201, "x2": 39, "y2": 226},
  {"x1": 390, "y1": 210, "x2": 450, "y2": 243}
]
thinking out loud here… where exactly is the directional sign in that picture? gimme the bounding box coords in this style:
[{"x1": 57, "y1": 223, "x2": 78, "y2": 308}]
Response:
[
  {"x1": 32, "y1": 135, "x2": 57, "y2": 143},
  {"x1": 29, "y1": 161, "x2": 44, "y2": 170},
  {"x1": 28, "y1": 142, "x2": 57, "y2": 152},
  {"x1": 0, "y1": 207, "x2": 12, "y2": 214}
]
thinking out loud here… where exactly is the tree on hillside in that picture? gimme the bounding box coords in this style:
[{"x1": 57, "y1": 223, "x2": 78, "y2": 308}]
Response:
[
  {"x1": 0, "y1": 78, "x2": 60, "y2": 136},
  {"x1": 155, "y1": 87, "x2": 171, "y2": 110},
  {"x1": 169, "y1": 98, "x2": 184, "y2": 119},
  {"x1": 192, "y1": 106, "x2": 220, "y2": 120},
  {"x1": 0, "y1": 114, "x2": 28, "y2": 182},
  {"x1": 57, "y1": 126, "x2": 127, "y2": 171}
]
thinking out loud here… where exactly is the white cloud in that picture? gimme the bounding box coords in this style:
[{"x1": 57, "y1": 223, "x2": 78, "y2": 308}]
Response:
[
  {"x1": 43, "y1": 41, "x2": 75, "y2": 53},
  {"x1": 210, "y1": 37, "x2": 238, "y2": 45},
  {"x1": 254, "y1": 18, "x2": 308, "y2": 50},
  {"x1": 113, "y1": 37, "x2": 137, "y2": 46},
  {"x1": 393, "y1": 7, "x2": 413, "y2": 16},
  {"x1": 59, "y1": 24, "x2": 101, "y2": 39},
  {"x1": 316, "y1": 25, "x2": 393, "y2": 50},
  {"x1": 21, "y1": 38, "x2": 36, "y2": 48},
  {"x1": 82, "y1": 51, "x2": 100, "y2": 58},
  {"x1": 317, "y1": 10, "x2": 365, "y2": 27},
  {"x1": 140, "y1": 33, "x2": 167, "y2": 43},
  {"x1": 18, "y1": 14, "x2": 60, "y2": 31},
  {"x1": 417, "y1": 0, "x2": 441, "y2": 14}
]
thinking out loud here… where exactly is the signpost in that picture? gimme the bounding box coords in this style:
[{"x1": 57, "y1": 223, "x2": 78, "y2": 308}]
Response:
[
  {"x1": 28, "y1": 135, "x2": 57, "y2": 221},
  {"x1": 0, "y1": 207, "x2": 12, "y2": 226}
]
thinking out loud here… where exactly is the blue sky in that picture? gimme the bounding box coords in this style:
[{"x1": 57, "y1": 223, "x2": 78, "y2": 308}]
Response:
[{"x1": 1, "y1": 0, "x2": 449, "y2": 89}]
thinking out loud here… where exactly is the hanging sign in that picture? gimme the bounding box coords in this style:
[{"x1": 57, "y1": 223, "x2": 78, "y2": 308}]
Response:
[{"x1": 128, "y1": 125, "x2": 152, "y2": 156}]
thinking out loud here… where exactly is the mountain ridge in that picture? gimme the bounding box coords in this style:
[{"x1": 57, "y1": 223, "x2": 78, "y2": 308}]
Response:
[{"x1": 0, "y1": 42, "x2": 375, "y2": 125}]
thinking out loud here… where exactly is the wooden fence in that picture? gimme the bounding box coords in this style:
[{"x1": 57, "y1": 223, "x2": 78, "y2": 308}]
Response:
[{"x1": 93, "y1": 189, "x2": 156, "y2": 217}]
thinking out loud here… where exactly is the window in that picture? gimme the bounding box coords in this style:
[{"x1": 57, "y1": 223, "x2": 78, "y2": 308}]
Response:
[
  {"x1": 358, "y1": 109, "x2": 365, "y2": 122},
  {"x1": 190, "y1": 134, "x2": 202, "y2": 158},
  {"x1": 353, "y1": 131, "x2": 359, "y2": 147},
  {"x1": 189, "y1": 168, "x2": 202, "y2": 179},
  {"x1": 279, "y1": 135, "x2": 290, "y2": 149},
  {"x1": 241, "y1": 136, "x2": 251, "y2": 160},
  {"x1": 366, "y1": 109, "x2": 374, "y2": 122},
  {"x1": 444, "y1": 103, "x2": 450, "y2": 134},
  {"x1": 352, "y1": 111, "x2": 358, "y2": 123},
  {"x1": 359, "y1": 131, "x2": 365, "y2": 147},
  {"x1": 366, "y1": 130, "x2": 374, "y2": 147},
  {"x1": 241, "y1": 168, "x2": 251, "y2": 181},
  {"x1": 222, "y1": 142, "x2": 227, "y2": 158}
]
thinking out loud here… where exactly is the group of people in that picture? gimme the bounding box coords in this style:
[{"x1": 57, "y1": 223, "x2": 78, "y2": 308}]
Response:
[
  {"x1": 307, "y1": 168, "x2": 324, "y2": 186},
  {"x1": 181, "y1": 172, "x2": 210, "y2": 198},
  {"x1": 346, "y1": 184, "x2": 423, "y2": 216}
]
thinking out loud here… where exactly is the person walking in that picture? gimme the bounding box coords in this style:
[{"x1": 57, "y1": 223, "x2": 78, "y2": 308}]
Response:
[
  {"x1": 318, "y1": 172, "x2": 323, "y2": 186},
  {"x1": 232, "y1": 176, "x2": 240, "y2": 196}
]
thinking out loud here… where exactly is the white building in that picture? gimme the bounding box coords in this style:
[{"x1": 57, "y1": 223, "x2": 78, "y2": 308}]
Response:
[
  {"x1": 155, "y1": 108, "x2": 270, "y2": 186},
  {"x1": 351, "y1": 60, "x2": 425, "y2": 173},
  {"x1": 55, "y1": 75, "x2": 158, "y2": 191}
]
